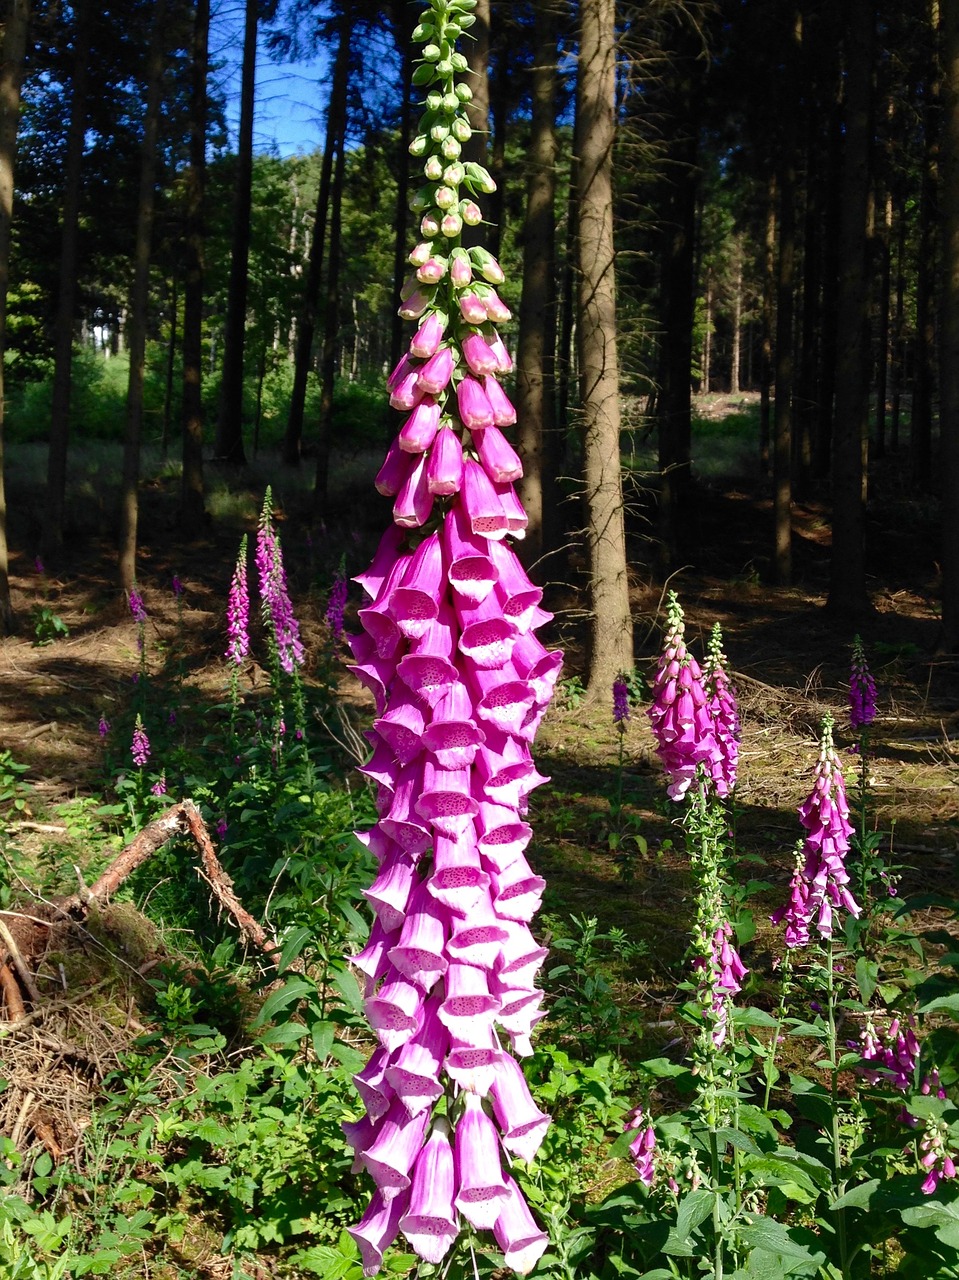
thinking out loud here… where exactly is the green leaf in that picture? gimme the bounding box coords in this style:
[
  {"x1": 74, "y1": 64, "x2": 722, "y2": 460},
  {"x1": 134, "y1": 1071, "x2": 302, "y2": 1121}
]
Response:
[
  {"x1": 332, "y1": 968, "x2": 364, "y2": 1014},
  {"x1": 919, "y1": 993, "x2": 959, "y2": 1018},
  {"x1": 252, "y1": 976, "x2": 318, "y2": 1027},
  {"x1": 830, "y1": 1178, "x2": 881, "y2": 1211},
  {"x1": 732, "y1": 1006, "x2": 780, "y2": 1029},
  {"x1": 901, "y1": 1196, "x2": 959, "y2": 1249},
  {"x1": 855, "y1": 956, "x2": 879, "y2": 1004},
  {"x1": 674, "y1": 1188, "x2": 715, "y2": 1241},
  {"x1": 735, "y1": 1216, "x2": 822, "y2": 1265},
  {"x1": 278, "y1": 926, "x2": 312, "y2": 972},
  {"x1": 310, "y1": 1020, "x2": 336, "y2": 1061}
]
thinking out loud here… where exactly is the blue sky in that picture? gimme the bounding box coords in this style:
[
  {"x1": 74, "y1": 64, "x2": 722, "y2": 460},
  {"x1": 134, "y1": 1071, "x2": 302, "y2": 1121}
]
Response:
[{"x1": 212, "y1": 2, "x2": 331, "y2": 158}]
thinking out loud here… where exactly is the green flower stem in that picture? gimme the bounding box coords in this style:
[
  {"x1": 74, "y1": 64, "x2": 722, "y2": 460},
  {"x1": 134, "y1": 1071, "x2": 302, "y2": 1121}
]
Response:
[
  {"x1": 826, "y1": 938, "x2": 851, "y2": 1280},
  {"x1": 763, "y1": 949, "x2": 792, "y2": 1113}
]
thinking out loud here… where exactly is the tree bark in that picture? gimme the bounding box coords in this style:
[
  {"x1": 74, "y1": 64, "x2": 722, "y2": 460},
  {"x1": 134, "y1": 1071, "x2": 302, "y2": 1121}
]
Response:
[
  {"x1": 42, "y1": 0, "x2": 91, "y2": 561},
  {"x1": 283, "y1": 15, "x2": 350, "y2": 466},
  {"x1": 940, "y1": 0, "x2": 959, "y2": 650},
  {"x1": 516, "y1": 0, "x2": 557, "y2": 566},
  {"x1": 313, "y1": 128, "x2": 345, "y2": 518},
  {"x1": 774, "y1": 122, "x2": 797, "y2": 586},
  {"x1": 913, "y1": 0, "x2": 940, "y2": 491},
  {"x1": 181, "y1": 0, "x2": 209, "y2": 534},
  {"x1": 0, "y1": 0, "x2": 30, "y2": 635},
  {"x1": 874, "y1": 183, "x2": 893, "y2": 460},
  {"x1": 827, "y1": 0, "x2": 874, "y2": 618},
  {"x1": 730, "y1": 243, "x2": 742, "y2": 393},
  {"x1": 389, "y1": 4, "x2": 414, "y2": 376},
  {"x1": 213, "y1": 0, "x2": 256, "y2": 466},
  {"x1": 577, "y1": 0, "x2": 632, "y2": 693},
  {"x1": 462, "y1": 0, "x2": 490, "y2": 167},
  {"x1": 117, "y1": 0, "x2": 167, "y2": 592},
  {"x1": 759, "y1": 172, "x2": 775, "y2": 475}
]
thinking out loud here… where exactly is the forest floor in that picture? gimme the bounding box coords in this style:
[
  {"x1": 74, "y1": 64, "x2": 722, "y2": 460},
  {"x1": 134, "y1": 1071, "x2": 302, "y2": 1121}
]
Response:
[{"x1": 0, "y1": 401, "x2": 957, "y2": 1273}]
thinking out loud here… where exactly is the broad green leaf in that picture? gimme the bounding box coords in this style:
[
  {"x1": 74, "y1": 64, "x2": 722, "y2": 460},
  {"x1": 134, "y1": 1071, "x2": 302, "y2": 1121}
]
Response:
[
  {"x1": 919, "y1": 993, "x2": 959, "y2": 1018},
  {"x1": 855, "y1": 956, "x2": 878, "y2": 1003},
  {"x1": 674, "y1": 1188, "x2": 715, "y2": 1241},
  {"x1": 830, "y1": 1178, "x2": 881, "y2": 1211},
  {"x1": 901, "y1": 1196, "x2": 959, "y2": 1249},
  {"x1": 252, "y1": 976, "x2": 317, "y2": 1027}
]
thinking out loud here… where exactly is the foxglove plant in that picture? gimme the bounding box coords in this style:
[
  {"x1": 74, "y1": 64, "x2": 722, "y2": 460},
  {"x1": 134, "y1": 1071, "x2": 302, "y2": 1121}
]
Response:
[
  {"x1": 131, "y1": 715, "x2": 150, "y2": 768},
  {"x1": 256, "y1": 489, "x2": 305, "y2": 678},
  {"x1": 849, "y1": 634, "x2": 877, "y2": 733},
  {"x1": 326, "y1": 556, "x2": 349, "y2": 643},
  {"x1": 345, "y1": 2, "x2": 556, "y2": 1272}
]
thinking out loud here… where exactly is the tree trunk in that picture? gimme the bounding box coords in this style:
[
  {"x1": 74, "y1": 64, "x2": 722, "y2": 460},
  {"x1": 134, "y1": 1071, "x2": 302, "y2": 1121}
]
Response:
[
  {"x1": 213, "y1": 0, "x2": 256, "y2": 465},
  {"x1": 462, "y1": 0, "x2": 490, "y2": 166},
  {"x1": 181, "y1": 0, "x2": 208, "y2": 534},
  {"x1": 874, "y1": 183, "x2": 893, "y2": 460},
  {"x1": 313, "y1": 128, "x2": 345, "y2": 518},
  {"x1": 827, "y1": 0, "x2": 874, "y2": 618},
  {"x1": 162, "y1": 277, "x2": 177, "y2": 455},
  {"x1": 117, "y1": 0, "x2": 167, "y2": 592},
  {"x1": 284, "y1": 16, "x2": 350, "y2": 466},
  {"x1": 0, "y1": 0, "x2": 30, "y2": 634},
  {"x1": 774, "y1": 129, "x2": 797, "y2": 586},
  {"x1": 389, "y1": 4, "x2": 414, "y2": 376},
  {"x1": 730, "y1": 242, "x2": 742, "y2": 394},
  {"x1": 515, "y1": 0, "x2": 557, "y2": 566},
  {"x1": 577, "y1": 0, "x2": 632, "y2": 693},
  {"x1": 43, "y1": 0, "x2": 91, "y2": 560},
  {"x1": 890, "y1": 196, "x2": 907, "y2": 451},
  {"x1": 940, "y1": 0, "x2": 959, "y2": 649},
  {"x1": 487, "y1": 21, "x2": 509, "y2": 258},
  {"x1": 702, "y1": 275, "x2": 712, "y2": 392},
  {"x1": 913, "y1": 1, "x2": 940, "y2": 490},
  {"x1": 759, "y1": 172, "x2": 775, "y2": 475}
]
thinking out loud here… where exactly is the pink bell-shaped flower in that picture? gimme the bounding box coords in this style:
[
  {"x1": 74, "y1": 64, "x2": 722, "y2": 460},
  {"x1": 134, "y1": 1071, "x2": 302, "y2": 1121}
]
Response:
[
  {"x1": 482, "y1": 376, "x2": 518, "y2": 427},
  {"x1": 462, "y1": 331, "x2": 499, "y2": 377},
  {"x1": 453, "y1": 1093, "x2": 510, "y2": 1230},
  {"x1": 493, "y1": 1177, "x2": 549, "y2": 1275},
  {"x1": 375, "y1": 438, "x2": 414, "y2": 497},
  {"x1": 393, "y1": 453, "x2": 434, "y2": 529},
  {"x1": 426, "y1": 426, "x2": 465, "y2": 496},
  {"x1": 348, "y1": 1189, "x2": 408, "y2": 1278},
  {"x1": 416, "y1": 347, "x2": 455, "y2": 397},
  {"x1": 428, "y1": 834, "x2": 491, "y2": 916},
  {"x1": 421, "y1": 683, "x2": 486, "y2": 769},
  {"x1": 362, "y1": 1099, "x2": 430, "y2": 1201},
  {"x1": 456, "y1": 375, "x2": 495, "y2": 430},
  {"x1": 445, "y1": 501, "x2": 499, "y2": 599},
  {"x1": 399, "y1": 1118, "x2": 459, "y2": 1264},
  {"x1": 409, "y1": 312, "x2": 445, "y2": 359},
  {"x1": 399, "y1": 399, "x2": 442, "y2": 454},
  {"x1": 489, "y1": 1054, "x2": 551, "y2": 1163},
  {"x1": 390, "y1": 532, "x2": 444, "y2": 639},
  {"x1": 387, "y1": 881, "x2": 450, "y2": 991}
]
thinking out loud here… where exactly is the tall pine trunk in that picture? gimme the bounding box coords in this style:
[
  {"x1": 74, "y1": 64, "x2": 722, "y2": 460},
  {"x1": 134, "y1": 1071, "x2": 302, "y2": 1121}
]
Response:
[
  {"x1": 313, "y1": 130, "x2": 345, "y2": 517},
  {"x1": 577, "y1": 0, "x2": 632, "y2": 693},
  {"x1": 516, "y1": 0, "x2": 557, "y2": 565},
  {"x1": 774, "y1": 112, "x2": 797, "y2": 585},
  {"x1": 181, "y1": 0, "x2": 209, "y2": 533},
  {"x1": 759, "y1": 173, "x2": 775, "y2": 474},
  {"x1": 913, "y1": 1, "x2": 940, "y2": 490},
  {"x1": 284, "y1": 16, "x2": 350, "y2": 465},
  {"x1": 213, "y1": 0, "x2": 256, "y2": 465},
  {"x1": 940, "y1": 0, "x2": 959, "y2": 649},
  {"x1": 43, "y1": 0, "x2": 90, "y2": 559},
  {"x1": 827, "y1": 0, "x2": 874, "y2": 617},
  {"x1": 389, "y1": 4, "x2": 414, "y2": 375},
  {"x1": 0, "y1": 0, "x2": 30, "y2": 633},
  {"x1": 118, "y1": 0, "x2": 166, "y2": 592}
]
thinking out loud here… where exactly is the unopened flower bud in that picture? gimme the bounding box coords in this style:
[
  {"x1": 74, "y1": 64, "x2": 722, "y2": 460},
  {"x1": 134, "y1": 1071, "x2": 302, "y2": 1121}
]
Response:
[
  {"x1": 417, "y1": 256, "x2": 448, "y2": 284},
  {"x1": 409, "y1": 184, "x2": 434, "y2": 213},
  {"x1": 450, "y1": 51, "x2": 468, "y2": 71},
  {"x1": 441, "y1": 135, "x2": 462, "y2": 159},
  {"x1": 443, "y1": 162, "x2": 465, "y2": 186},
  {"x1": 426, "y1": 91, "x2": 443, "y2": 110},
  {"x1": 471, "y1": 246, "x2": 505, "y2": 284},
  {"x1": 424, "y1": 155, "x2": 444, "y2": 181},
  {"x1": 465, "y1": 161, "x2": 497, "y2": 194},
  {"x1": 461, "y1": 200, "x2": 482, "y2": 226},
  {"x1": 431, "y1": 123, "x2": 450, "y2": 142},
  {"x1": 435, "y1": 185, "x2": 457, "y2": 210},
  {"x1": 412, "y1": 21, "x2": 432, "y2": 41},
  {"x1": 450, "y1": 249, "x2": 472, "y2": 287},
  {"x1": 409, "y1": 241, "x2": 433, "y2": 267},
  {"x1": 452, "y1": 117, "x2": 472, "y2": 143},
  {"x1": 456, "y1": 82, "x2": 473, "y2": 101},
  {"x1": 441, "y1": 212, "x2": 463, "y2": 238},
  {"x1": 423, "y1": 43, "x2": 441, "y2": 61},
  {"x1": 443, "y1": 92, "x2": 459, "y2": 111},
  {"x1": 409, "y1": 134, "x2": 428, "y2": 157},
  {"x1": 421, "y1": 210, "x2": 441, "y2": 237},
  {"x1": 437, "y1": 58, "x2": 454, "y2": 77}
]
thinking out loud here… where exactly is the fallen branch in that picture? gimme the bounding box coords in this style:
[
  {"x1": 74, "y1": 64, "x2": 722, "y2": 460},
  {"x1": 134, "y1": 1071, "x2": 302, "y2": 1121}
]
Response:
[
  {"x1": 0, "y1": 918, "x2": 41, "y2": 1004},
  {"x1": 60, "y1": 799, "x2": 284, "y2": 968},
  {"x1": 0, "y1": 961, "x2": 26, "y2": 1021}
]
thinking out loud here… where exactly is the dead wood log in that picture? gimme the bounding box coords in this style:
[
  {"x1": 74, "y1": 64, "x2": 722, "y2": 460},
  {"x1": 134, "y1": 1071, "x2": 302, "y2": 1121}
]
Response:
[{"x1": 0, "y1": 961, "x2": 26, "y2": 1020}]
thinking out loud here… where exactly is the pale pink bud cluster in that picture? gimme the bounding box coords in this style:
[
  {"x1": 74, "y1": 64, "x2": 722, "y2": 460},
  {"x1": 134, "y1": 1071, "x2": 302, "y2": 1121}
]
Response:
[
  {"x1": 704, "y1": 624, "x2": 740, "y2": 793},
  {"x1": 771, "y1": 716, "x2": 861, "y2": 946},
  {"x1": 648, "y1": 594, "x2": 731, "y2": 801}
]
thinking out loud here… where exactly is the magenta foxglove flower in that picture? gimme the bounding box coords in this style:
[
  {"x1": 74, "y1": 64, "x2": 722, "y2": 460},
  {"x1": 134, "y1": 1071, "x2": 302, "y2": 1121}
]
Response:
[
  {"x1": 613, "y1": 676, "x2": 630, "y2": 725},
  {"x1": 647, "y1": 593, "x2": 723, "y2": 801},
  {"x1": 172, "y1": 575, "x2": 184, "y2": 599},
  {"x1": 98, "y1": 714, "x2": 110, "y2": 738},
  {"x1": 344, "y1": 12, "x2": 556, "y2": 1271},
  {"x1": 624, "y1": 1105, "x2": 657, "y2": 1187},
  {"x1": 256, "y1": 492, "x2": 304, "y2": 675},
  {"x1": 771, "y1": 714, "x2": 861, "y2": 945},
  {"x1": 151, "y1": 772, "x2": 167, "y2": 797},
  {"x1": 849, "y1": 635, "x2": 877, "y2": 730},
  {"x1": 693, "y1": 921, "x2": 748, "y2": 1047},
  {"x1": 226, "y1": 536, "x2": 250, "y2": 665},
  {"x1": 858, "y1": 1016, "x2": 920, "y2": 1092},
  {"x1": 920, "y1": 1117, "x2": 959, "y2": 1194},
  {"x1": 704, "y1": 623, "x2": 740, "y2": 793},
  {"x1": 326, "y1": 560, "x2": 349, "y2": 642},
  {"x1": 131, "y1": 715, "x2": 150, "y2": 767},
  {"x1": 129, "y1": 585, "x2": 147, "y2": 624}
]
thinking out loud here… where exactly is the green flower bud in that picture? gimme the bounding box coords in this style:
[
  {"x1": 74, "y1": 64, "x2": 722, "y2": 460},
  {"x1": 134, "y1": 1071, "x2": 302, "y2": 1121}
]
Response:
[
  {"x1": 430, "y1": 122, "x2": 450, "y2": 142},
  {"x1": 459, "y1": 13, "x2": 476, "y2": 27},
  {"x1": 426, "y1": 91, "x2": 443, "y2": 111},
  {"x1": 409, "y1": 184, "x2": 436, "y2": 213},
  {"x1": 412, "y1": 22, "x2": 433, "y2": 41},
  {"x1": 446, "y1": 22, "x2": 461, "y2": 38},
  {"x1": 437, "y1": 58, "x2": 454, "y2": 77},
  {"x1": 441, "y1": 135, "x2": 462, "y2": 159},
  {"x1": 442, "y1": 92, "x2": 459, "y2": 111},
  {"x1": 450, "y1": 52, "x2": 468, "y2": 71},
  {"x1": 464, "y1": 161, "x2": 496, "y2": 193},
  {"x1": 451, "y1": 117, "x2": 471, "y2": 143},
  {"x1": 422, "y1": 43, "x2": 441, "y2": 61},
  {"x1": 443, "y1": 161, "x2": 465, "y2": 185},
  {"x1": 412, "y1": 63, "x2": 436, "y2": 86},
  {"x1": 424, "y1": 155, "x2": 444, "y2": 181},
  {"x1": 409, "y1": 134, "x2": 428, "y2": 157},
  {"x1": 455, "y1": 82, "x2": 473, "y2": 102}
]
